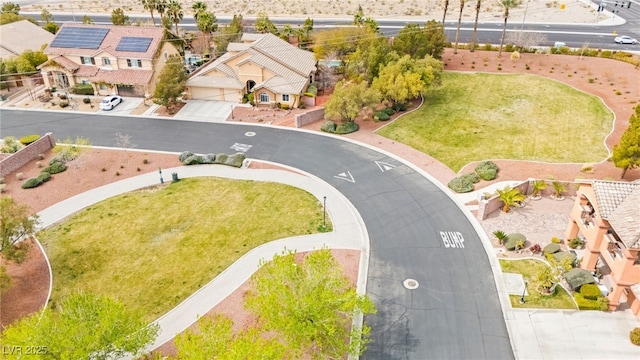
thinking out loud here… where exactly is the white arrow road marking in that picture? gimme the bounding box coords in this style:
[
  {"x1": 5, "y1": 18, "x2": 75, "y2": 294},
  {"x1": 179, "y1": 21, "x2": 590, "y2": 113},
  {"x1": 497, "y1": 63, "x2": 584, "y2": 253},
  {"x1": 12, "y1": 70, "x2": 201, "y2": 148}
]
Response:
[
  {"x1": 334, "y1": 171, "x2": 355, "y2": 183},
  {"x1": 375, "y1": 160, "x2": 396, "y2": 172}
]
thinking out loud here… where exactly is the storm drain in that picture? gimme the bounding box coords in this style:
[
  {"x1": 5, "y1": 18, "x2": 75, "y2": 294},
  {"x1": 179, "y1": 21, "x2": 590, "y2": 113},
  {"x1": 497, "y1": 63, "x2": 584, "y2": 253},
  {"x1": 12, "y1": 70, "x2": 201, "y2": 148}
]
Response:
[{"x1": 403, "y1": 278, "x2": 419, "y2": 290}]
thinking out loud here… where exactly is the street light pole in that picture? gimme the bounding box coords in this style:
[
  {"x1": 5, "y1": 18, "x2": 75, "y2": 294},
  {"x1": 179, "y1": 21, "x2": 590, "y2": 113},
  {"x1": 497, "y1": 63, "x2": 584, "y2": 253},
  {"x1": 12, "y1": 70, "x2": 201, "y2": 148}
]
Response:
[{"x1": 519, "y1": 277, "x2": 529, "y2": 304}]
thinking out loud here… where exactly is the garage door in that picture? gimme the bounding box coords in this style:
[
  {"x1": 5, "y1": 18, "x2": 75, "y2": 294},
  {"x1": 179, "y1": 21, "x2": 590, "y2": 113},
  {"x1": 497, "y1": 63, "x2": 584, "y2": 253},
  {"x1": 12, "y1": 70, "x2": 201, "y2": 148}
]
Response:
[{"x1": 190, "y1": 87, "x2": 220, "y2": 101}]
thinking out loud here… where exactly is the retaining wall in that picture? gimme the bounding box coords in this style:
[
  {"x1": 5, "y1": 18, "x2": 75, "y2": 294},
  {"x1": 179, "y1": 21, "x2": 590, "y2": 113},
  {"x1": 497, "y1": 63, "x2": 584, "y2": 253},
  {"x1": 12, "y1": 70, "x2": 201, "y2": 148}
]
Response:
[
  {"x1": 0, "y1": 133, "x2": 56, "y2": 177},
  {"x1": 295, "y1": 107, "x2": 324, "y2": 128}
]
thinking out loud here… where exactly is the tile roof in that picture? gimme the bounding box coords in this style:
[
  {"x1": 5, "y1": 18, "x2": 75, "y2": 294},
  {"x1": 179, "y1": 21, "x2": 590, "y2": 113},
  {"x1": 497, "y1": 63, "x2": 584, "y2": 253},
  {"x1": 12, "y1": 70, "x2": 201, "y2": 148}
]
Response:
[
  {"x1": 187, "y1": 75, "x2": 243, "y2": 89},
  {"x1": 592, "y1": 180, "x2": 640, "y2": 248},
  {"x1": 0, "y1": 20, "x2": 54, "y2": 57},
  {"x1": 45, "y1": 24, "x2": 164, "y2": 60},
  {"x1": 38, "y1": 56, "x2": 80, "y2": 72},
  {"x1": 93, "y1": 68, "x2": 153, "y2": 86}
]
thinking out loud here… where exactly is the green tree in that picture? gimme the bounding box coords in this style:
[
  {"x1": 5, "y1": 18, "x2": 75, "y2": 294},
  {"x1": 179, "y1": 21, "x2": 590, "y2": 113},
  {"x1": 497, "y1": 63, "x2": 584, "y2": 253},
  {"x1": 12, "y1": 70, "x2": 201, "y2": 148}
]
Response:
[
  {"x1": 0, "y1": 197, "x2": 39, "y2": 263},
  {"x1": 392, "y1": 23, "x2": 430, "y2": 59},
  {"x1": 496, "y1": 185, "x2": 525, "y2": 213},
  {"x1": 254, "y1": 11, "x2": 279, "y2": 36},
  {"x1": 470, "y1": 0, "x2": 482, "y2": 52},
  {"x1": 1, "y1": 2, "x2": 20, "y2": 14},
  {"x1": 191, "y1": 1, "x2": 207, "y2": 20},
  {"x1": 166, "y1": 0, "x2": 183, "y2": 34},
  {"x1": 372, "y1": 55, "x2": 443, "y2": 110},
  {"x1": 196, "y1": 11, "x2": 217, "y2": 35},
  {"x1": 20, "y1": 49, "x2": 48, "y2": 69},
  {"x1": 155, "y1": 0, "x2": 167, "y2": 23},
  {"x1": 423, "y1": 20, "x2": 447, "y2": 59},
  {"x1": 141, "y1": 0, "x2": 158, "y2": 25},
  {"x1": 612, "y1": 105, "x2": 640, "y2": 178},
  {"x1": 111, "y1": 7, "x2": 130, "y2": 26},
  {"x1": 498, "y1": 0, "x2": 523, "y2": 56},
  {"x1": 298, "y1": 17, "x2": 314, "y2": 48},
  {"x1": 245, "y1": 249, "x2": 376, "y2": 358},
  {"x1": 214, "y1": 14, "x2": 243, "y2": 56},
  {"x1": 42, "y1": 21, "x2": 59, "y2": 34},
  {"x1": 82, "y1": 15, "x2": 93, "y2": 24},
  {"x1": 453, "y1": 0, "x2": 466, "y2": 53},
  {"x1": 40, "y1": 9, "x2": 53, "y2": 24},
  {"x1": 153, "y1": 54, "x2": 187, "y2": 113},
  {"x1": 346, "y1": 34, "x2": 397, "y2": 83},
  {"x1": 312, "y1": 26, "x2": 370, "y2": 60},
  {"x1": 324, "y1": 80, "x2": 381, "y2": 123},
  {"x1": 0, "y1": 292, "x2": 158, "y2": 359}
]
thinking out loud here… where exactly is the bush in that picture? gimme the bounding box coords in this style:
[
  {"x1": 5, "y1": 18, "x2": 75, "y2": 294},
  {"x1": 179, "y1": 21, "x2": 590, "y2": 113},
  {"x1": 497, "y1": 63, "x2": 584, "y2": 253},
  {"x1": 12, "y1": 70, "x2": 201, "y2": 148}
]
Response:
[
  {"x1": 21, "y1": 177, "x2": 43, "y2": 189},
  {"x1": 384, "y1": 107, "x2": 395, "y2": 116},
  {"x1": 504, "y1": 233, "x2": 526, "y2": 251},
  {"x1": 49, "y1": 157, "x2": 65, "y2": 165},
  {"x1": 568, "y1": 237, "x2": 585, "y2": 249},
  {"x1": 37, "y1": 171, "x2": 52, "y2": 183},
  {"x1": 630, "y1": 328, "x2": 640, "y2": 346},
  {"x1": 475, "y1": 161, "x2": 499, "y2": 180},
  {"x1": 551, "y1": 236, "x2": 562, "y2": 244},
  {"x1": 306, "y1": 83, "x2": 318, "y2": 96},
  {"x1": 320, "y1": 120, "x2": 337, "y2": 133},
  {"x1": 447, "y1": 176, "x2": 474, "y2": 193},
  {"x1": 460, "y1": 172, "x2": 480, "y2": 184},
  {"x1": 183, "y1": 155, "x2": 204, "y2": 165},
  {"x1": 178, "y1": 151, "x2": 194, "y2": 163},
  {"x1": 44, "y1": 161, "x2": 67, "y2": 174},
  {"x1": 574, "y1": 293, "x2": 601, "y2": 310},
  {"x1": 19, "y1": 134, "x2": 40, "y2": 145},
  {"x1": 543, "y1": 243, "x2": 561, "y2": 254},
  {"x1": 1, "y1": 136, "x2": 21, "y2": 153},
  {"x1": 334, "y1": 121, "x2": 358, "y2": 134},
  {"x1": 83, "y1": 97, "x2": 91, "y2": 104},
  {"x1": 59, "y1": 100, "x2": 69, "y2": 108},
  {"x1": 529, "y1": 244, "x2": 542, "y2": 254},
  {"x1": 374, "y1": 111, "x2": 390, "y2": 121},
  {"x1": 396, "y1": 103, "x2": 407, "y2": 111},
  {"x1": 579, "y1": 283, "x2": 601, "y2": 300},
  {"x1": 71, "y1": 83, "x2": 95, "y2": 95}
]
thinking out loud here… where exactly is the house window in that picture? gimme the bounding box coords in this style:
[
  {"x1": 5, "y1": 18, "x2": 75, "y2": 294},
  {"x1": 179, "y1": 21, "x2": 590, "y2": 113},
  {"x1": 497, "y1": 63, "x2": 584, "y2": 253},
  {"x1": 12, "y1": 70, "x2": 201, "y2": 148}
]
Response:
[
  {"x1": 127, "y1": 59, "x2": 143, "y2": 68},
  {"x1": 81, "y1": 80, "x2": 88, "y2": 85},
  {"x1": 282, "y1": 94, "x2": 290, "y2": 102},
  {"x1": 81, "y1": 56, "x2": 95, "y2": 65},
  {"x1": 102, "y1": 57, "x2": 111, "y2": 65},
  {"x1": 607, "y1": 241, "x2": 624, "y2": 260},
  {"x1": 99, "y1": 84, "x2": 107, "y2": 90},
  {"x1": 259, "y1": 92, "x2": 269, "y2": 103}
]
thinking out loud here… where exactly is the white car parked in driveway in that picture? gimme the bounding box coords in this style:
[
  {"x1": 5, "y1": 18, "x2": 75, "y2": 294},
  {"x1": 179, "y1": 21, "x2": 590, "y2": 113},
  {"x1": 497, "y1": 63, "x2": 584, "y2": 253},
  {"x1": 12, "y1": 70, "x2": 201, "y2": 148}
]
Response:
[
  {"x1": 99, "y1": 95, "x2": 123, "y2": 111},
  {"x1": 614, "y1": 35, "x2": 638, "y2": 44}
]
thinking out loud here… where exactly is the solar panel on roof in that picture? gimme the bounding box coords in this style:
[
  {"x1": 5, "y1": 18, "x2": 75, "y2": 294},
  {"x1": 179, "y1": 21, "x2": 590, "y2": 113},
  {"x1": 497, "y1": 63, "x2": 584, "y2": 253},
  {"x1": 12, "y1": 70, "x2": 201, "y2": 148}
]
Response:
[
  {"x1": 50, "y1": 27, "x2": 109, "y2": 49},
  {"x1": 115, "y1": 37, "x2": 153, "y2": 52}
]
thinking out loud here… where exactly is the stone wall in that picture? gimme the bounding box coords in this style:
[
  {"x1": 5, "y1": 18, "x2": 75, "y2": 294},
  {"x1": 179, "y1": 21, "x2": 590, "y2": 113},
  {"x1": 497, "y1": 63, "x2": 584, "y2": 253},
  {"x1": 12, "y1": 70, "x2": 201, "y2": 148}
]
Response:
[
  {"x1": 0, "y1": 133, "x2": 56, "y2": 177},
  {"x1": 295, "y1": 107, "x2": 324, "y2": 128}
]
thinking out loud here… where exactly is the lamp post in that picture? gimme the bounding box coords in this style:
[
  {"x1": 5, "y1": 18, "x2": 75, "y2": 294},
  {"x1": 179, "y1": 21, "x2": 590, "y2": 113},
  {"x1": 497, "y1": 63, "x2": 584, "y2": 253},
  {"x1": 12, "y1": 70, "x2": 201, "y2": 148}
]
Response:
[
  {"x1": 323, "y1": 196, "x2": 326, "y2": 228},
  {"x1": 520, "y1": 277, "x2": 529, "y2": 304},
  {"x1": 159, "y1": 167, "x2": 164, "y2": 184}
]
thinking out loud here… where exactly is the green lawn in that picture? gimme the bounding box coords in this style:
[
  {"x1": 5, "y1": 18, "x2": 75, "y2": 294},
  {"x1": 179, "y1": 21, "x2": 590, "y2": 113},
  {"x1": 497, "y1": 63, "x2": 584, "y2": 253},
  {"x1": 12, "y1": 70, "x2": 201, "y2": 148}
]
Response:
[
  {"x1": 39, "y1": 178, "x2": 331, "y2": 321},
  {"x1": 376, "y1": 72, "x2": 614, "y2": 171},
  {"x1": 499, "y1": 259, "x2": 577, "y2": 309}
]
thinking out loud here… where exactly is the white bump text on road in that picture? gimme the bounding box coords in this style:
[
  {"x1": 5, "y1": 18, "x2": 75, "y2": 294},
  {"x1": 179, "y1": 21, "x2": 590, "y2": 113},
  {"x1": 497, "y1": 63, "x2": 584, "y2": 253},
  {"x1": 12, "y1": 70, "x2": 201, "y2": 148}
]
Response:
[{"x1": 440, "y1": 231, "x2": 465, "y2": 248}]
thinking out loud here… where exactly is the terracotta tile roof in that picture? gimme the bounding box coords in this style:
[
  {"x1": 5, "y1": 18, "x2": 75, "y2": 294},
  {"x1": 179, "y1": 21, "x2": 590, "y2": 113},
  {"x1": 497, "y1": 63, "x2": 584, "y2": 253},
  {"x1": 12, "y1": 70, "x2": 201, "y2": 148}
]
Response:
[
  {"x1": 92, "y1": 69, "x2": 153, "y2": 86},
  {"x1": 76, "y1": 65, "x2": 99, "y2": 77},
  {"x1": 38, "y1": 56, "x2": 80, "y2": 72},
  {"x1": 45, "y1": 24, "x2": 164, "y2": 60},
  {"x1": 592, "y1": 180, "x2": 640, "y2": 248}
]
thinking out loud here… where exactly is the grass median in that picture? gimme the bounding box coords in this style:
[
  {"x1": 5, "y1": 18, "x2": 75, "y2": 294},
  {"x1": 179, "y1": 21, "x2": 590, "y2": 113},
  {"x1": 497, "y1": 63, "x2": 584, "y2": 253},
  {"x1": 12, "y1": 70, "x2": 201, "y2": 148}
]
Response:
[
  {"x1": 376, "y1": 72, "x2": 613, "y2": 172},
  {"x1": 39, "y1": 177, "x2": 332, "y2": 321}
]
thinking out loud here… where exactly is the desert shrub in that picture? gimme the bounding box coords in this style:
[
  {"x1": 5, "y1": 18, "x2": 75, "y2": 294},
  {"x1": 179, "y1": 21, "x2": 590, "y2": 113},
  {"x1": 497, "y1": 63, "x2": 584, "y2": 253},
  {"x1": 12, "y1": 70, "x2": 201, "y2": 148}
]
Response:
[
  {"x1": 1, "y1": 136, "x2": 21, "y2": 153},
  {"x1": 335, "y1": 121, "x2": 358, "y2": 134},
  {"x1": 201, "y1": 153, "x2": 216, "y2": 164},
  {"x1": 214, "y1": 153, "x2": 229, "y2": 164},
  {"x1": 529, "y1": 244, "x2": 542, "y2": 253},
  {"x1": 183, "y1": 155, "x2": 204, "y2": 165},
  {"x1": 320, "y1": 120, "x2": 337, "y2": 133},
  {"x1": 281, "y1": 104, "x2": 290, "y2": 110},
  {"x1": 504, "y1": 237, "x2": 517, "y2": 251},
  {"x1": 44, "y1": 161, "x2": 67, "y2": 174},
  {"x1": 630, "y1": 328, "x2": 640, "y2": 346},
  {"x1": 384, "y1": 107, "x2": 395, "y2": 116},
  {"x1": 59, "y1": 100, "x2": 69, "y2": 108},
  {"x1": 475, "y1": 161, "x2": 499, "y2": 180},
  {"x1": 37, "y1": 171, "x2": 51, "y2": 183},
  {"x1": 225, "y1": 153, "x2": 246, "y2": 168},
  {"x1": 504, "y1": 233, "x2": 526, "y2": 251},
  {"x1": 568, "y1": 237, "x2": 585, "y2": 249},
  {"x1": 374, "y1": 111, "x2": 390, "y2": 121},
  {"x1": 58, "y1": 93, "x2": 67, "y2": 100},
  {"x1": 447, "y1": 176, "x2": 474, "y2": 193},
  {"x1": 493, "y1": 230, "x2": 507, "y2": 245},
  {"x1": 49, "y1": 157, "x2": 65, "y2": 165},
  {"x1": 551, "y1": 236, "x2": 562, "y2": 244},
  {"x1": 396, "y1": 103, "x2": 407, "y2": 111},
  {"x1": 543, "y1": 243, "x2": 561, "y2": 254},
  {"x1": 505, "y1": 43, "x2": 514, "y2": 53},
  {"x1": 21, "y1": 177, "x2": 43, "y2": 189},
  {"x1": 19, "y1": 134, "x2": 40, "y2": 145},
  {"x1": 574, "y1": 293, "x2": 600, "y2": 310},
  {"x1": 71, "y1": 83, "x2": 95, "y2": 95},
  {"x1": 178, "y1": 151, "x2": 194, "y2": 162},
  {"x1": 460, "y1": 172, "x2": 480, "y2": 184},
  {"x1": 579, "y1": 283, "x2": 601, "y2": 300},
  {"x1": 83, "y1": 97, "x2": 91, "y2": 104},
  {"x1": 599, "y1": 50, "x2": 613, "y2": 59},
  {"x1": 306, "y1": 83, "x2": 318, "y2": 96}
]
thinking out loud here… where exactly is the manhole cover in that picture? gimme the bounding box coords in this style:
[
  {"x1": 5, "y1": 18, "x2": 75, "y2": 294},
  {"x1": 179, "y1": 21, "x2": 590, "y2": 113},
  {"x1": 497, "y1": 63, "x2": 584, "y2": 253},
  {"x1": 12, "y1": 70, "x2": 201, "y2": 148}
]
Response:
[
  {"x1": 245, "y1": 131, "x2": 256, "y2": 137},
  {"x1": 403, "y1": 278, "x2": 419, "y2": 290}
]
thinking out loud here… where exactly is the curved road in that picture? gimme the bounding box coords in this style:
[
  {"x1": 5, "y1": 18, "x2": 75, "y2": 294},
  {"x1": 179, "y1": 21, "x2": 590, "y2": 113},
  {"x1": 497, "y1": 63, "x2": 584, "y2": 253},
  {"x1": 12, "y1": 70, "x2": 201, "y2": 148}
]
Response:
[{"x1": 0, "y1": 109, "x2": 512, "y2": 359}]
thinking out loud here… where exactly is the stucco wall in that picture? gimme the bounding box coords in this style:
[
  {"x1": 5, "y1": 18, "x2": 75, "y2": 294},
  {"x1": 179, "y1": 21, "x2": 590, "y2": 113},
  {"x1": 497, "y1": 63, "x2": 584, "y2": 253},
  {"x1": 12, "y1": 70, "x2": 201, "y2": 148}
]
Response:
[
  {"x1": 295, "y1": 108, "x2": 324, "y2": 128},
  {"x1": 0, "y1": 133, "x2": 56, "y2": 177}
]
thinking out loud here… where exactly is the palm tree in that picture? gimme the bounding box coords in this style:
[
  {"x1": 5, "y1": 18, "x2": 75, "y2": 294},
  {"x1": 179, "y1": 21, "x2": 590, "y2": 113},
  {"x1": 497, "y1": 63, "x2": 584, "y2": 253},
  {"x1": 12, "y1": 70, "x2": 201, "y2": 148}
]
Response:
[
  {"x1": 192, "y1": 1, "x2": 207, "y2": 21},
  {"x1": 529, "y1": 179, "x2": 547, "y2": 199},
  {"x1": 166, "y1": 0, "x2": 183, "y2": 35},
  {"x1": 453, "y1": 0, "x2": 465, "y2": 54},
  {"x1": 154, "y1": 0, "x2": 168, "y2": 23},
  {"x1": 496, "y1": 185, "x2": 525, "y2": 213},
  {"x1": 141, "y1": 0, "x2": 157, "y2": 26},
  {"x1": 442, "y1": 0, "x2": 450, "y2": 25},
  {"x1": 196, "y1": 11, "x2": 217, "y2": 35},
  {"x1": 551, "y1": 181, "x2": 567, "y2": 199},
  {"x1": 470, "y1": 0, "x2": 481, "y2": 52},
  {"x1": 498, "y1": 0, "x2": 523, "y2": 57}
]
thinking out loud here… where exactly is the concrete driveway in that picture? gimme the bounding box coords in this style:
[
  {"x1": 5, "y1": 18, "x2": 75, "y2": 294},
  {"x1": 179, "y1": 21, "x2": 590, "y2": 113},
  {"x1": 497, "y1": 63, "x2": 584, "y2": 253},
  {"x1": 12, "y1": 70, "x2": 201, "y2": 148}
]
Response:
[
  {"x1": 97, "y1": 96, "x2": 143, "y2": 116},
  {"x1": 173, "y1": 100, "x2": 235, "y2": 122}
]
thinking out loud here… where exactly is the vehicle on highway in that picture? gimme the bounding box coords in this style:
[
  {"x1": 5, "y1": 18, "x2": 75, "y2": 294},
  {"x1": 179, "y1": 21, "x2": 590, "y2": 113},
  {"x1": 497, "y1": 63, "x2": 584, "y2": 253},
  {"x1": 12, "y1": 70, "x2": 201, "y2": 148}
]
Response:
[
  {"x1": 614, "y1": 35, "x2": 637, "y2": 44},
  {"x1": 99, "y1": 95, "x2": 123, "y2": 110}
]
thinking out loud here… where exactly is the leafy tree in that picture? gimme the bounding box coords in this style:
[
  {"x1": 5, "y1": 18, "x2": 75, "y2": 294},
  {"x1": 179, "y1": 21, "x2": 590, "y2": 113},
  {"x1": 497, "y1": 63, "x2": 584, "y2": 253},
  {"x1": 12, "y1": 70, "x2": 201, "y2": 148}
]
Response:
[
  {"x1": 312, "y1": 26, "x2": 371, "y2": 60},
  {"x1": 40, "y1": 9, "x2": 53, "y2": 24},
  {"x1": 245, "y1": 249, "x2": 376, "y2": 358},
  {"x1": 392, "y1": 23, "x2": 430, "y2": 59},
  {"x1": 20, "y1": 49, "x2": 48, "y2": 69},
  {"x1": 496, "y1": 185, "x2": 525, "y2": 212},
  {"x1": 141, "y1": 0, "x2": 158, "y2": 25},
  {"x1": 191, "y1": 1, "x2": 207, "y2": 20},
  {"x1": 0, "y1": 292, "x2": 159, "y2": 359},
  {"x1": 372, "y1": 55, "x2": 443, "y2": 110},
  {"x1": 470, "y1": 0, "x2": 482, "y2": 52},
  {"x1": 111, "y1": 7, "x2": 130, "y2": 26},
  {"x1": 153, "y1": 54, "x2": 187, "y2": 113},
  {"x1": 612, "y1": 105, "x2": 640, "y2": 178},
  {"x1": 254, "y1": 11, "x2": 279, "y2": 36},
  {"x1": 82, "y1": 15, "x2": 93, "y2": 24},
  {"x1": 324, "y1": 79, "x2": 380, "y2": 123},
  {"x1": 214, "y1": 14, "x2": 243, "y2": 56},
  {"x1": 345, "y1": 34, "x2": 396, "y2": 83},
  {"x1": 1, "y1": 2, "x2": 20, "y2": 14},
  {"x1": 453, "y1": 0, "x2": 466, "y2": 53},
  {"x1": 42, "y1": 21, "x2": 59, "y2": 34},
  {"x1": 0, "y1": 197, "x2": 39, "y2": 263},
  {"x1": 498, "y1": 0, "x2": 523, "y2": 56},
  {"x1": 166, "y1": 0, "x2": 183, "y2": 35},
  {"x1": 423, "y1": 20, "x2": 447, "y2": 59}
]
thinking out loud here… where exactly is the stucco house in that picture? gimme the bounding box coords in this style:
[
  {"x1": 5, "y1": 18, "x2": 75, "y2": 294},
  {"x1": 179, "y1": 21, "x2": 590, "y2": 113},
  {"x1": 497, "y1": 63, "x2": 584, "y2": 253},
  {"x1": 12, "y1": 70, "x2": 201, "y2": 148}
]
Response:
[
  {"x1": 564, "y1": 180, "x2": 640, "y2": 316},
  {"x1": 185, "y1": 33, "x2": 316, "y2": 107},
  {"x1": 0, "y1": 20, "x2": 54, "y2": 88},
  {"x1": 38, "y1": 24, "x2": 180, "y2": 97}
]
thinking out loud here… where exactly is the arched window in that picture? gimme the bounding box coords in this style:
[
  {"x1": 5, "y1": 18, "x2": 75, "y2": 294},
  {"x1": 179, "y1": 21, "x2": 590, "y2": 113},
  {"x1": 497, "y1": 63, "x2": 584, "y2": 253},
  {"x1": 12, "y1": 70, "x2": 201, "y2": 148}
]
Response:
[{"x1": 259, "y1": 92, "x2": 269, "y2": 103}]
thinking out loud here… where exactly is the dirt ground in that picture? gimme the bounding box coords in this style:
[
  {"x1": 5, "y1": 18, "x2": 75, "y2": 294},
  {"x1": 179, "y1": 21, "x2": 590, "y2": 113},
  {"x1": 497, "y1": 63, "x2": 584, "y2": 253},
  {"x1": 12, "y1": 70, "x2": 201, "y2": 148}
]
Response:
[{"x1": 1, "y1": 50, "x2": 639, "y2": 352}]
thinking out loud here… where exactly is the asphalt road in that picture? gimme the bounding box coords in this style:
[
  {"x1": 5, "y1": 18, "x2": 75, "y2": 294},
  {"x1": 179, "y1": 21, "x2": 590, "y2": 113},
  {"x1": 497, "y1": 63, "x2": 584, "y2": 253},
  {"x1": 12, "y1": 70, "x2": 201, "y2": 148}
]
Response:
[{"x1": 0, "y1": 109, "x2": 513, "y2": 359}]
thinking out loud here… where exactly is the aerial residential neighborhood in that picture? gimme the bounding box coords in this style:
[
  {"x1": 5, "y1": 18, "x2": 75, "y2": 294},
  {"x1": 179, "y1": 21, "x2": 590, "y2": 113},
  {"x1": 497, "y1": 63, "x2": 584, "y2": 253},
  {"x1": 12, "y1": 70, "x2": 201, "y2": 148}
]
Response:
[{"x1": 1, "y1": 0, "x2": 640, "y2": 358}]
